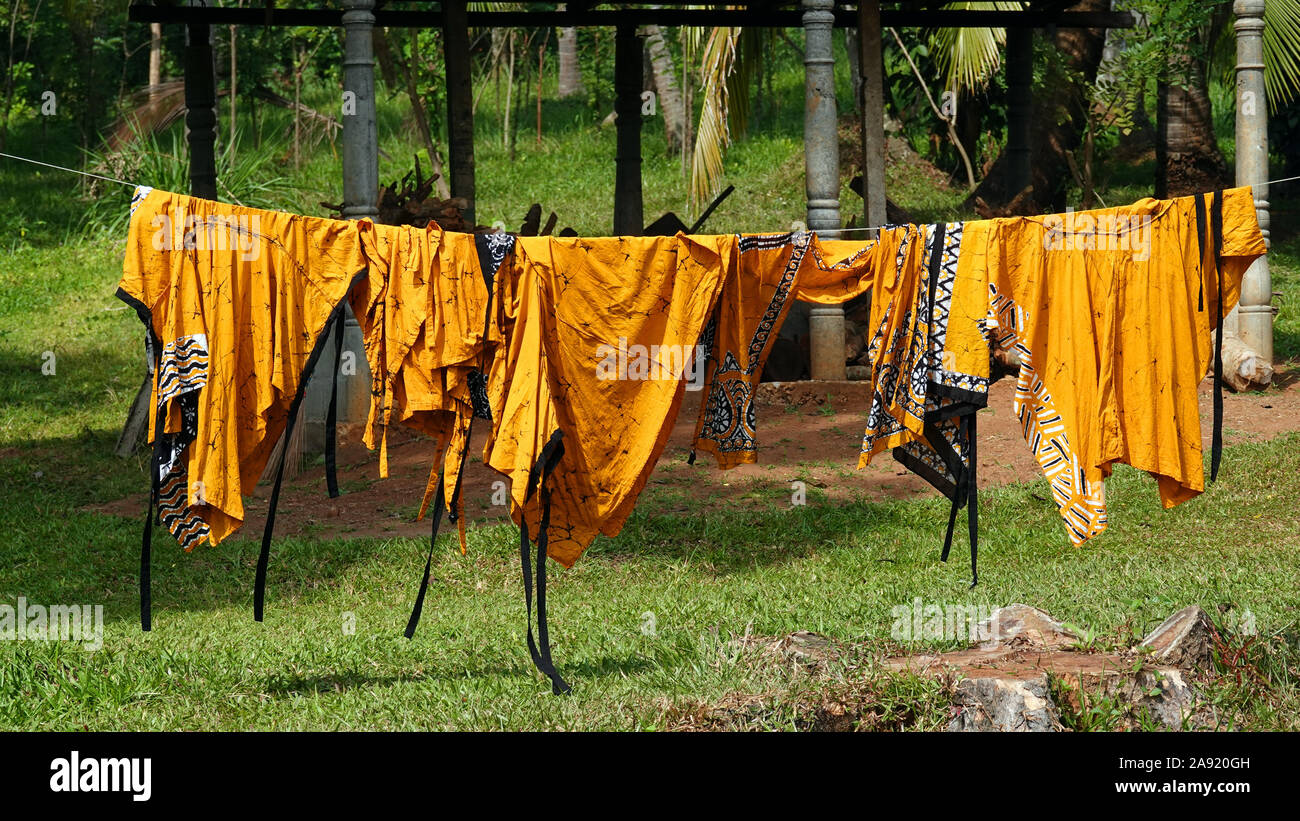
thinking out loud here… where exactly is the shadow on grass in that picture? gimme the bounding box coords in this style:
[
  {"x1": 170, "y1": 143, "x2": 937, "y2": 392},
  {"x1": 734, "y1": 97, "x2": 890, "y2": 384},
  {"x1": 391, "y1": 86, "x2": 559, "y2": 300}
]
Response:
[{"x1": 261, "y1": 652, "x2": 658, "y2": 696}]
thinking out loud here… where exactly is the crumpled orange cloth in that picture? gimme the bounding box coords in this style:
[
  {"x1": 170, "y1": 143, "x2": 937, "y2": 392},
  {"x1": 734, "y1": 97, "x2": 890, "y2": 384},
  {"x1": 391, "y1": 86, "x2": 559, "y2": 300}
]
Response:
[
  {"x1": 983, "y1": 187, "x2": 1266, "y2": 541},
  {"x1": 483, "y1": 233, "x2": 733, "y2": 567},
  {"x1": 117, "y1": 186, "x2": 367, "y2": 549}
]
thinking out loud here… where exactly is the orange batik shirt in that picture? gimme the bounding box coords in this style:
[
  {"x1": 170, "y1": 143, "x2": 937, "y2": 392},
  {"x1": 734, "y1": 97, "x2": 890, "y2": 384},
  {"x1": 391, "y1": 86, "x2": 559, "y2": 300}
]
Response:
[{"x1": 983, "y1": 187, "x2": 1266, "y2": 543}]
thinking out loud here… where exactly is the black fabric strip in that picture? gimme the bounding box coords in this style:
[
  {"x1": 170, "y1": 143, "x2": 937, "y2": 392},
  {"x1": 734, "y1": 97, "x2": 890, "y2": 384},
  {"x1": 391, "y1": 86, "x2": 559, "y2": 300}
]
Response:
[
  {"x1": 404, "y1": 470, "x2": 446, "y2": 639},
  {"x1": 967, "y1": 412, "x2": 979, "y2": 588},
  {"x1": 1194, "y1": 192, "x2": 1207, "y2": 312},
  {"x1": 140, "y1": 405, "x2": 165, "y2": 631},
  {"x1": 118, "y1": 286, "x2": 163, "y2": 632},
  {"x1": 926, "y1": 223, "x2": 947, "y2": 324},
  {"x1": 893, "y1": 446, "x2": 959, "y2": 503},
  {"x1": 255, "y1": 292, "x2": 359, "y2": 623},
  {"x1": 940, "y1": 491, "x2": 961, "y2": 563},
  {"x1": 1211, "y1": 189, "x2": 1225, "y2": 482},
  {"x1": 519, "y1": 429, "x2": 571, "y2": 695},
  {"x1": 926, "y1": 382, "x2": 989, "y2": 410},
  {"x1": 324, "y1": 309, "x2": 345, "y2": 499}
]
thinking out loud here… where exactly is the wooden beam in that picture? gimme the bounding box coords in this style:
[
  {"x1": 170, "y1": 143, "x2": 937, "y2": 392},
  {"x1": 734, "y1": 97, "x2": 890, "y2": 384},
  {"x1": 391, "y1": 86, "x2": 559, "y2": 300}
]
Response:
[
  {"x1": 443, "y1": 0, "x2": 476, "y2": 224},
  {"x1": 857, "y1": 0, "x2": 886, "y2": 228},
  {"x1": 1005, "y1": 26, "x2": 1033, "y2": 198},
  {"x1": 129, "y1": 6, "x2": 1136, "y2": 30},
  {"x1": 613, "y1": 25, "x2": 644, "y2": 235},
  {"x1": 183, "y1": 2, "x2": 218, "y2": 199}
]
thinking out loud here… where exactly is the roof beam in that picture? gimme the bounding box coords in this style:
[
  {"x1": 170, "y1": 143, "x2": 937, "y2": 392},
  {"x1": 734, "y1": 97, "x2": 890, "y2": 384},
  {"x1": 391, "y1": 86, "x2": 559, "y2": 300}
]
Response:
[{"x1": 127, "y1": 5, "x2": 1135, "y2": 29}]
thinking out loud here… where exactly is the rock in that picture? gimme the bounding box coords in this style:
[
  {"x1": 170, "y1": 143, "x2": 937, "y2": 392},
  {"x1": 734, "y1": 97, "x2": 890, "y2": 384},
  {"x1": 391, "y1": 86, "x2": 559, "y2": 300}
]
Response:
[
  {"x1": 976, "y1": 603, "x2": 1081, "y2": 650},
  {"x1": 780, "y1": 631, "x2": 837, "y2": 667},
  {"x1": 948, "y1": 673, "x2": 1062, "y2": 732},
  {"x1": 1139, "y1": 605, "x2": 1216, "y2": 671},
  {"x1": 845, "y1": 365, "x2": 870, "y2": 381}
]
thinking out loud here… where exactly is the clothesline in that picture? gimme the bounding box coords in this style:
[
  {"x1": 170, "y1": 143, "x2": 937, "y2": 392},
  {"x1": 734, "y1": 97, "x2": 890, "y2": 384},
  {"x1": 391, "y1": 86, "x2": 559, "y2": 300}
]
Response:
[{"x1": 3, "y1": 149, "x2": 1298, "y2": 234}]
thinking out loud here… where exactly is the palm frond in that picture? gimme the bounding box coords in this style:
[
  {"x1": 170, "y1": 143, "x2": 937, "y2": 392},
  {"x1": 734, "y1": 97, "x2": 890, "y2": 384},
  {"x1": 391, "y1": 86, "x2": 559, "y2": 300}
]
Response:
[
  {"x1": 928, "y1": 1, "x2": 1023, "y2": 96},
  {"x1": 1264, "y1": 0, "x2": 1300, "y2": 108},
  {"x1": 690, "y1": 26, "x2": 740, "y2": 212}
]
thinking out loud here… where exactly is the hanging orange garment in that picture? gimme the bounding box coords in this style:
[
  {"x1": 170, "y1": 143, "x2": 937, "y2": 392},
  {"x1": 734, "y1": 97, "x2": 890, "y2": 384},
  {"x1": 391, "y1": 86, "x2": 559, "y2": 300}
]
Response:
[
  {"x1": 482, "y1": 233, "x2": 734, "y2": 568},
  {"x1": 689, "y1": 231, "x2": 876, "y2": 469},
  {"x1": 856, "y1": 223, "x2": 936, "y2": 462},
  {"x1": 859, "y1": 221, "x2": 994, "y2": 495},
  {"x1": 352, "y1": 222, "x2": 513, "y2": 547},
  {"x1": 982, "y1": 187, "x2": 1266, "y2": 542},
  {"x1": 117, "y1": 186, "x2": 367, "y2": 551}
]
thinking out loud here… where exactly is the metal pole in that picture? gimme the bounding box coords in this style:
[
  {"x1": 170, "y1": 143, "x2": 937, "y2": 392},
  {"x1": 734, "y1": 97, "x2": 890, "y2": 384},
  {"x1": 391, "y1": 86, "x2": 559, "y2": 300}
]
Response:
[
  {"x1": 614, "y1": 25, "x2": 644, "y2": 235},
  {"x1": 444, "y1": 0, "x2": 476, "y2": 224},
  {"x1": 341, "y1": 0, "x2": 379, "y2": 220},
  {"x1": 1232, "y1": 0, "x2": 1273, "y2": 365},
  {"x1": 804, "y1": 0, "x2": 845, "y2": 380},
  {"x1": 1005, "y1": 26, "x2": 1033, "y2": 199},
  {"x1": 857, "y1": 0, "x2": 887, "y2": 227},
  {"x1": 183, "y1": 0, "x2": 218, "y2": 199}
]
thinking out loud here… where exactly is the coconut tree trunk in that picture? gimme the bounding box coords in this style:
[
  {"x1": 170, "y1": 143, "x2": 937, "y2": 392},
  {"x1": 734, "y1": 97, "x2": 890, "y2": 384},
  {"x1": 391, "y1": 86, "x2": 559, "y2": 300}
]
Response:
[
  {"x1": 1156, "y1": 52, "x2": 1230, "y2": 197},
  {"x1": 643, "y1": 24, "x2": 685, "y2": 154},
  {"x1": 557, "y1": 17, "x2": 584, "y2": 98},
  {"x1": 149, "y1": 22, "x2": 162, "y2": 97}
]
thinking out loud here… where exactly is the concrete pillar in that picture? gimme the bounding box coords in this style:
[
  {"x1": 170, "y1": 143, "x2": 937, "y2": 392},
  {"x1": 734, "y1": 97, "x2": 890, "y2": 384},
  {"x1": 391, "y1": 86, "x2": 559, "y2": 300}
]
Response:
[
  {"x1": 303, "y1": 0, "x2": 377, "y2": 454},
  {"x1": 614, "y1": 25, "x2": 644, "y2": 235},
  {"x1": 1005, "y1": 26, "x2": 1033, "y2": 198},
  {"x1": 183, "y1": 0, "x2": 217, "y2": 200},
  {"x1": 803, "y1": 0, "x2": 844, "y2": 380},
  {"x1": 857, "y1": 0, "x2": 887, "y2": 228},
  {"x1": 1232, "y1": 0, "x2": 1273, "y2": 364},
  {"x1": 443, "y1": 0, "x2": 476, "y2": 225},
  {"x1": 341, "y1": 0, "x2": 379, "y2": 221}
]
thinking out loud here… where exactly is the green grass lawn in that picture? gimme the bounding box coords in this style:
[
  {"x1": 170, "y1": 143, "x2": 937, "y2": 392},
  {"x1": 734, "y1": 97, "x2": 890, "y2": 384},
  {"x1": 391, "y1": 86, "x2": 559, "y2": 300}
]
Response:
[{"x1": 2, "y1": 66, "x2": 1299, "y2": 730}]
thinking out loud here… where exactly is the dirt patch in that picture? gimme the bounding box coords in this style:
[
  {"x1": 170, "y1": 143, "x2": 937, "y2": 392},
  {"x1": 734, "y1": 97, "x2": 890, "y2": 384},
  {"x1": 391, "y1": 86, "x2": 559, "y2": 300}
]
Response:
[{"x1": 89, "y1": 367, "x2": 1300, "y2": 540}]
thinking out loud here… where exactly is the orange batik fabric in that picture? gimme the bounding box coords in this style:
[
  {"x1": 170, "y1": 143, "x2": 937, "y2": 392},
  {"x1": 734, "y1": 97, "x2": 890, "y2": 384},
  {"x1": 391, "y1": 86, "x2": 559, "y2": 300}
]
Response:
[
  {"x1": 118, "y1": 187, "x2": 367, "y2": 552},
  {"x1": 483, "y1": 233, "x2": 733, "y2": 568},
  {"x1": 689, "y1": 231, "x2": 875, "y2": 469},
  {"x1": 982, "y1": 187, "x2": 1266, "y2": 543}
]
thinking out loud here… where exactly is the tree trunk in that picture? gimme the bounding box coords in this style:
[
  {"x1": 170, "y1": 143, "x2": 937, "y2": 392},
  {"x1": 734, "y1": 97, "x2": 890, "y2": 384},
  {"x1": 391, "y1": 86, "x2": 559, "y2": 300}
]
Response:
[
  {"x1": 1, "y1": 0, "x2": 20, "y2": 152},
  {"x1": 229, "y1": 23, "x2": 237, "y2": 162},
  {"x1": 503, "y1": 31, "x2": 516, "y2": 156},
  {"x1": 964, "y1": 0, "x2": 1110, "y2": 214},
  {"x1": 293, "y1": 42, "x2": 302, "y2": 169},
  {"x1": 557, "y1": 19, "x2": 584, "y2": 98},
  {"x1": 845, "y1": 27, "x2": 862, "y2": 116},
  {"x1": 1156, "y1": 5, "x2": 1232, "y2": 197},
  {"x1": 373, "y1": 27, "x2": 399, "y2": 91},
  {"x1": 400, "y1": 29, "x2": 451, "y2": 199},
  {"x1": 1156, "y1": 54, "x2": 1229, "y2": 197},
  {"x1": 643, "y1": 24, "x2": 685, "y2": 154},
  {"x1": 149, "y1": 22, "x2": 162, "y2": 98}
]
